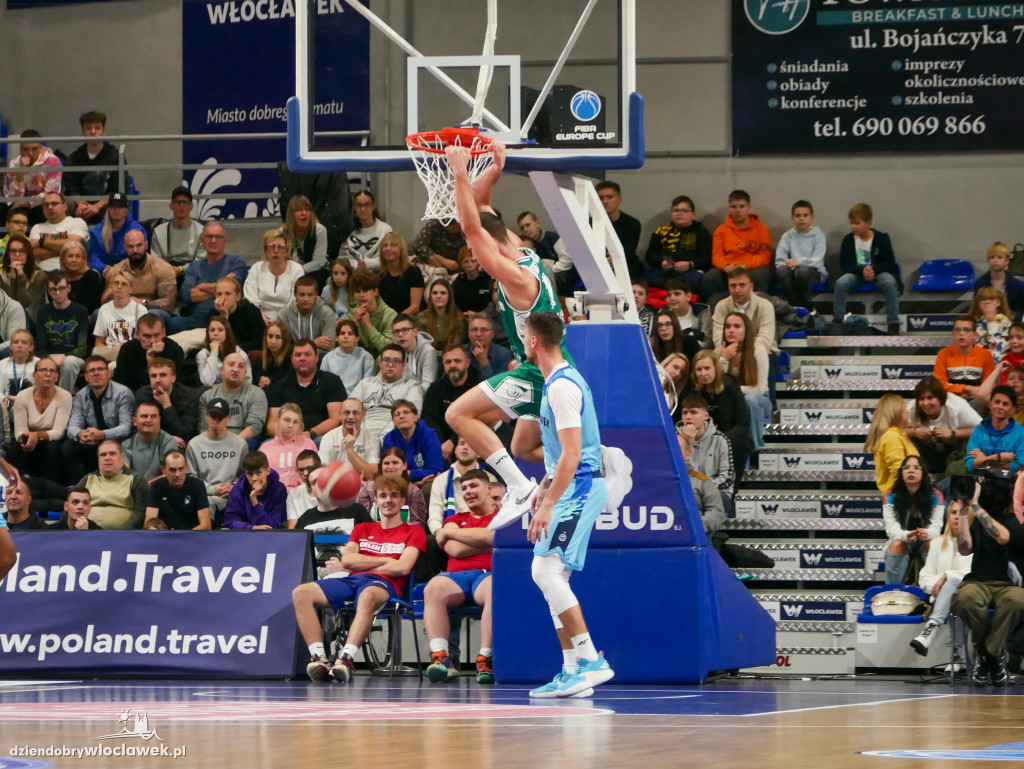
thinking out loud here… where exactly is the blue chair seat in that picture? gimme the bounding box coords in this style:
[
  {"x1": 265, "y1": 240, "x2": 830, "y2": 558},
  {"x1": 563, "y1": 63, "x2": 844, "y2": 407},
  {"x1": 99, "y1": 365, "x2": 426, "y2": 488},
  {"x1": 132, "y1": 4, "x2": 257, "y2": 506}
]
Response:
[
  {"x1": 856, "y1": 584, "x2": 929, "y2": 624},
  {"x1": 913, "y1": 259, "x2": 975, "y2": 292},
  {"x1": 783, "y1": 306, "x2": 810, "y2": 339},
  {"x1": 774, "y1": 349, "x2": 791, "y2": 383}
]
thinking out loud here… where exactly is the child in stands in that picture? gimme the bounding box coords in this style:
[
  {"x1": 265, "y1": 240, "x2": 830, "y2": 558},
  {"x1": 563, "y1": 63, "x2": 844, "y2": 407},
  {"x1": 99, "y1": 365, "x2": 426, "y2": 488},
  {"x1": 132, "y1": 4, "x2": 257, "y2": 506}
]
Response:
[
  {"x1": 865, "y1": 394, "x2": 919, "y2": 494},
  {"x1": 974, "y1": 242, "x2": 1024, "y2": 318},
  {"x1": 632, "y1": 278, "x2": 655, "y2": 336},
  {"x1": 969, "y1": 286, "x2": 1014, "y2": 363},
  {"x1": 774, "y1": 199, "x2": 826, "y2": 311}
]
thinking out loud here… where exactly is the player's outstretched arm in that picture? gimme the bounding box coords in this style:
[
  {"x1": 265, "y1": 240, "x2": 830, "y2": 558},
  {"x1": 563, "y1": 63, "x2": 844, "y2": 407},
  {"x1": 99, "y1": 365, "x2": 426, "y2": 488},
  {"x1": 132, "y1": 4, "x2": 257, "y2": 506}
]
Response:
[
  {"x1": 447, "y1": 145, "x2": 532, "y2": 295},
  {"x1": 471, "y1": 139, "x2": 505, "y2": 212}
]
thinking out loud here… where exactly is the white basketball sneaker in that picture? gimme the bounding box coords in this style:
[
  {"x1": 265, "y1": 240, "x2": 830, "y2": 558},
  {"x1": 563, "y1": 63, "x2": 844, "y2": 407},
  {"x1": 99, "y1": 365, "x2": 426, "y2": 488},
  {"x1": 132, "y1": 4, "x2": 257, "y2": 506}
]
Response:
[
  {"x1": 489, "y1": 481, "x2": 539, "y2": 531},
  {"x1": 601, "y1": 446, "x2": 633, "y2": 513}
]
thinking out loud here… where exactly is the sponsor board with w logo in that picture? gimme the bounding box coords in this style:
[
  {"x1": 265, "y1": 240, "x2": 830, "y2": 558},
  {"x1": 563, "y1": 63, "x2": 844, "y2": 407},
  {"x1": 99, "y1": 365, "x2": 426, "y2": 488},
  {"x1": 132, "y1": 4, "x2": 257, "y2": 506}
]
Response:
[
  {"x1": 779, "y1": 406, "x2": 872, "y2": 424},
  {"x1": 735, "y1": 500, "x2": 820, "y2": 518},
  {"x1": 880, "y1": 364, "x2": 934, "y2": 380},
  {"x1": 780, "y1": 601, "x2": 846, "y2": 620},
  {"x1": 905, "y1": 314, "x2": 954, "y2": 333},
  {"x1": 821, "y1": 500, "x2": 882, "y2": 518},
  {"x1": 841, "y1": 453, "x2": 874, "y2": 470},
  {"x1": 801, "y1": 549, "x2": 867, "y2": 568}
]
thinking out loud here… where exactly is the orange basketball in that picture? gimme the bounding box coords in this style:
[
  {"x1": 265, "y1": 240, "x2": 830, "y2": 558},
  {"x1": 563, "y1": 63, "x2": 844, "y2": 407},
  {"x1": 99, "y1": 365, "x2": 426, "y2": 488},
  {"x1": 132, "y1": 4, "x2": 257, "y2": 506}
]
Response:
[{"x1": 314, "y1": 461, "x2": 362, "y2": 509}]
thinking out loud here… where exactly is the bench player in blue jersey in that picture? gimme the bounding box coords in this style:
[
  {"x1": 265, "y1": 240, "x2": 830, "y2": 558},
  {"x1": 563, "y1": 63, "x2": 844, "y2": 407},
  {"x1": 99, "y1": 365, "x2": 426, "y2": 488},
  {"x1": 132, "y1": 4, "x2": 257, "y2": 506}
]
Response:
[{"x1": 520, "y1": 311, "x2": 614, "y2": 698}]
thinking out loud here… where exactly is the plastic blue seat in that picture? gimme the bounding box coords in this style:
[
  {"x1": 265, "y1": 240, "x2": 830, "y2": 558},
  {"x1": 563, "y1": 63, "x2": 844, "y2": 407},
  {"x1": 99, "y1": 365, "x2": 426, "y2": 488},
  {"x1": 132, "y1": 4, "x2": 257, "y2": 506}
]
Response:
[
  {"x1": 913, "y1": 259, "x2": 974, "y2": 292},
  {"x1": 783, "y1": 306, "x2": 810, "y2": 339},
  {"x1": 856, "y1": 584, "x2": 929, "y2": 624},
  {"x1": 774, "y1": 349, "x2": 791, "y2": 383}
]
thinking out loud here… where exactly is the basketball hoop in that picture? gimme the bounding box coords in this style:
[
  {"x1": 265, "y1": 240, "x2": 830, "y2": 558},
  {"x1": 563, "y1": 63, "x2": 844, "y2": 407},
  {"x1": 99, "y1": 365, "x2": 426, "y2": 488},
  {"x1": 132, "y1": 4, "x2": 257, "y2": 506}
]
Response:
[{"x1": 406, "y1": 127, "x2": 495, "y2": 225}]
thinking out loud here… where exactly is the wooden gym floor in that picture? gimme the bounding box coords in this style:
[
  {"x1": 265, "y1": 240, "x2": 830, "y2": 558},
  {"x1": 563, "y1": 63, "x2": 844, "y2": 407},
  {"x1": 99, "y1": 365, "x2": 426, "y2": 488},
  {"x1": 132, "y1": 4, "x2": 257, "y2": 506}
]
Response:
[{"x1": 1, "y1": 676, "x2": 1022, "y2": 768}]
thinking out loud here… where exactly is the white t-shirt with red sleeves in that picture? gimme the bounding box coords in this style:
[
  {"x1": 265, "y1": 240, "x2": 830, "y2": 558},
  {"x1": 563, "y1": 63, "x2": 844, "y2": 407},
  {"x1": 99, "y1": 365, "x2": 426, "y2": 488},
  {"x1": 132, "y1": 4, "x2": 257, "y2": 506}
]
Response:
[
  {"x1": 349, "y1": 521, "x2": 427, "y2": 595},
  {"x1": 443, "y1": 511, "x2": 496, "y2": 572}
]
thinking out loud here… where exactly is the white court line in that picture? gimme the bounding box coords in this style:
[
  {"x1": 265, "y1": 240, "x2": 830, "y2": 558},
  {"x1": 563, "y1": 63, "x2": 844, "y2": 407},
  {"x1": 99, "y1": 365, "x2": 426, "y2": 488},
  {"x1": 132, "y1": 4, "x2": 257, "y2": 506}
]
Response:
[
  {"x1": 191, "y1": 690, "x2": 698, "y2": 702},
  {"x1": 739, "y1": 693, "x2": 961, "y2": 717},
  {"x1": 0, "y1": 680, "x2": 81, "y2": 687}
]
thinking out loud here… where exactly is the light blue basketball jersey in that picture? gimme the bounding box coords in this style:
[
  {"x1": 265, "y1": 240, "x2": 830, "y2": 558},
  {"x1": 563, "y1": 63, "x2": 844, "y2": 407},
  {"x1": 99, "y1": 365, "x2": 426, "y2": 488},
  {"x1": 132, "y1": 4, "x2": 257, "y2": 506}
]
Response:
[{"x1": 540, "y1": 364, "x2": 602, "y2": 477}]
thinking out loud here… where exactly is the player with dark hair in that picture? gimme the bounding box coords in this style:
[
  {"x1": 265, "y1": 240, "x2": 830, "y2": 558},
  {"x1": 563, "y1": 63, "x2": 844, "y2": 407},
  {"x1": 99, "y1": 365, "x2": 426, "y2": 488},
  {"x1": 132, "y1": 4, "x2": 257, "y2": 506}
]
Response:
[{"x1": 519, "y1": 311, "x2": 614, "y2": 698}]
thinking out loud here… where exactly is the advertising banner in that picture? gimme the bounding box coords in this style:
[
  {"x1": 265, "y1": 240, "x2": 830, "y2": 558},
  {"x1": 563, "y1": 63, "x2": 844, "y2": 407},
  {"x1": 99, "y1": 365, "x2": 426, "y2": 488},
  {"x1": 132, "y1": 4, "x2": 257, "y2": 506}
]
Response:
[
  {"x1": 7, "y1": 1, "x2": 131, "y2": 7},
  {"x1": 181, "y1": 0, "x2": 369, "y2": 218},
  {"x1": 732, "y1": 0, "x2": 1024, "y2": 154},
  {"x1": 0, "y1": 531, "x2": 310, "y2": 676}
]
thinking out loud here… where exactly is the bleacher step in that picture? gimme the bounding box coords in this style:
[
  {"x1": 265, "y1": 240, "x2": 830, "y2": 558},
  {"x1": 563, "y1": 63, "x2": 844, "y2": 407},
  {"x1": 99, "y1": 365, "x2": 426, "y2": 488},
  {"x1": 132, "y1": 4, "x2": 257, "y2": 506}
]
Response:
[
  {"x1": 742, "y1": 646, "x2": 855, "y2": 676},
  {"x1": 796, "y1": 358, "x2": 935, "y2": 382},
  {"x1": 735, "y1": 493, "x2": 881, "y2": 520},
  {"x1": 777, "y1": 400, "x2": 878, "y2": 426},
  {"x1": 724, "y1": 518, "x2": 883, "y2": 531},
  {"x1": 756, "y1": 447, "x2": 874, "y2": 473},
  {"x1": 765, "y1": 423, "x2": 869, "y2": 437},
  {"x1": 728, "y1": 541, "x2": 884, "y2": 569},
  {"x1": 753, "y1": 590, "x2": 865, "y2": 620},
  {"x1": 734, "y1": 568, "x2": 882, "y2": 582},
  {"x1": 781, "y1": 379, "x2": 917, "y2": 392},
  {"x1": 788, "y1": 336, "x2": 947, "y2": 349},
  {"x1": 743, "y1": 469, "x2": 877, "y2": 483}
]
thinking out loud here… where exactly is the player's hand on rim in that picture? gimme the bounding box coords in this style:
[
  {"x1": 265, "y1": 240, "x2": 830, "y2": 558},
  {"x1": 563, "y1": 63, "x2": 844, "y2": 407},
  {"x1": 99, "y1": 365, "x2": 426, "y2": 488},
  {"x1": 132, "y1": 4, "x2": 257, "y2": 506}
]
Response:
[
  {"x1": 490, "y1": 138, "x2": 506, "y2": 172},
  {"x1": 444, "y1": 145, "x2": 472, "y2": 175}
]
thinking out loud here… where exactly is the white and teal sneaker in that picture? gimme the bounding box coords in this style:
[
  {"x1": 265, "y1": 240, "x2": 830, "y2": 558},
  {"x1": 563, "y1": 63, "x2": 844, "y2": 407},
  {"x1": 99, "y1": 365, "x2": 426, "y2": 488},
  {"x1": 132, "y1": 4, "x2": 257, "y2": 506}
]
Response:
[
  {"x1": 529, "y1": 667, "x2": 594, "y2": 699},
  {"x1": 577, "y1": 655, "x2": 615, "y2": 689}
]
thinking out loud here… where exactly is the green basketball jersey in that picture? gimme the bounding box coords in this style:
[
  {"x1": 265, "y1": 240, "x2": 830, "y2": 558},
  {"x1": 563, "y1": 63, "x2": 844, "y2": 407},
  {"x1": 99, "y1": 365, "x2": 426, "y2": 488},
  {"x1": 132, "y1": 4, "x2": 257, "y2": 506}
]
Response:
[{"x1": 496, "y1": 247, "x2": 566, "y2": 363}]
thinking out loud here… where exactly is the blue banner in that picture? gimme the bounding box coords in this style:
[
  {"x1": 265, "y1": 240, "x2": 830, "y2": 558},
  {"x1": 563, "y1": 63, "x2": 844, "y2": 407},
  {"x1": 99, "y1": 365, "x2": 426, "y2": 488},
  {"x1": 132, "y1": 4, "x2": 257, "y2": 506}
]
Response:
[
  {"x1": 732, "y1": 0, "x2": 1024, "y2": 154},
  {"x1": 181, "y1": 0, "x2": 369, "y2": 219},
  {"x1": 0, "y1": 532, "x2": 310, "y2": 676},
  {"x1": 7, "y1": 0, "x2": 131, "y2": 7}
]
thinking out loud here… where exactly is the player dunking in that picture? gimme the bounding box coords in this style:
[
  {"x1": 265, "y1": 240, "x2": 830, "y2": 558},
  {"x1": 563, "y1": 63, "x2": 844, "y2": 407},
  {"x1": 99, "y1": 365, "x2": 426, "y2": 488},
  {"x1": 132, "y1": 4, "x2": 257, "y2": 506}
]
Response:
[
  {"x1": 520, "y1": 311, "x2": 613, "y2": 698},
  {"x1": 444, "y1": 140, "x2": 566, "y2": 527}
]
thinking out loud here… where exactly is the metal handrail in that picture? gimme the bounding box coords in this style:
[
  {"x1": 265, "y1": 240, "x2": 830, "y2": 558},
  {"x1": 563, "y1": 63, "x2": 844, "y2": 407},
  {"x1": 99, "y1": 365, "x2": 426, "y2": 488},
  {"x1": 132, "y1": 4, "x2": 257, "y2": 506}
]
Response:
[
  {"x1": 0, "y1": 129, "x2": 373, "y2": 209},
  {"x1": 0, "y1": 130, "x2": 369, "y2": 144}
]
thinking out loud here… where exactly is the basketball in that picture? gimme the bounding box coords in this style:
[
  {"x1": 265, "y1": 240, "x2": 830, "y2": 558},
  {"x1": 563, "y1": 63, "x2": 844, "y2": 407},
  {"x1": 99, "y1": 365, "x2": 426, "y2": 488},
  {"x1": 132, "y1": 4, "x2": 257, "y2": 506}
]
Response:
[{"x1": 313, "y1": 462, "x2": 362, "y2": 509}]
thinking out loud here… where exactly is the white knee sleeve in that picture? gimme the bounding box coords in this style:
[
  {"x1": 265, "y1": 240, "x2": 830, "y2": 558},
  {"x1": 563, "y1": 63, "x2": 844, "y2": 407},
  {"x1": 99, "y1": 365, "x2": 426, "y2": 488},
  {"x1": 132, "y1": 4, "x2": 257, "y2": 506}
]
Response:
[{"x1": 531, "y1": 553, "x2": 578, "y2": 620}]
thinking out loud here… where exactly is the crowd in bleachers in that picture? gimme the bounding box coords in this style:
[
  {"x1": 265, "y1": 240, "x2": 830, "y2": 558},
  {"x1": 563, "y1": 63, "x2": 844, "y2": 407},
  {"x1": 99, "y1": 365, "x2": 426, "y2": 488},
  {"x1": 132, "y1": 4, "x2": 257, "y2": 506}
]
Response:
[{"x1": 4, "y1": 116, "x2": 1024, "y2": 685}]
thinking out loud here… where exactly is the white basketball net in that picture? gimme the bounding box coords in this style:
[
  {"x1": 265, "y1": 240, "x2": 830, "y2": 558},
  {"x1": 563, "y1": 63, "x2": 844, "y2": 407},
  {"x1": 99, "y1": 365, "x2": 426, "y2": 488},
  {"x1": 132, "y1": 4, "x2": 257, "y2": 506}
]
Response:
[{"x1": 406, "y1": 131, "x2": 495, "y2": 225}]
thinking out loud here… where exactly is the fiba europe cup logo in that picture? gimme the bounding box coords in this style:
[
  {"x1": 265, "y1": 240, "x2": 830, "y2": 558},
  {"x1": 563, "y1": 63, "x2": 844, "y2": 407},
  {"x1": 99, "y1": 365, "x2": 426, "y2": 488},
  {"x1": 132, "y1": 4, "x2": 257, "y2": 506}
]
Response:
[
  {"x1": 570, "y1": 90, "x2": 602, "y2": 122},
  {"x1": 744, "y1": 0, "x2": 809, "y2": 35}
]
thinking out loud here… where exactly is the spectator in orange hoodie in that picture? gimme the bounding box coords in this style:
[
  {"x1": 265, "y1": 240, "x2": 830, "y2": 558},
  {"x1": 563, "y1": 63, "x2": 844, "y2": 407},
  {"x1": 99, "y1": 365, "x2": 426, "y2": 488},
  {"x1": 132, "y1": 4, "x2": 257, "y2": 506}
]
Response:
[
  {"x1": 935, "y1": 316, "x2": 995, "y2": 414},
  {"x1": 702, "y1": 190, "x2": 772, "y2": 302}
]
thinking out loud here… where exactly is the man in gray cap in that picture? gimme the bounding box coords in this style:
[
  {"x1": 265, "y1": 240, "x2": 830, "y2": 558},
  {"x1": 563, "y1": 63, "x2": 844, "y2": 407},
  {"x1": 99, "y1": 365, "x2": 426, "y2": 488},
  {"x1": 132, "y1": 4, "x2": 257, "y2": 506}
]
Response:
[{"x1": 186, "y1": 396, "x2": 248, "y2": 524}]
